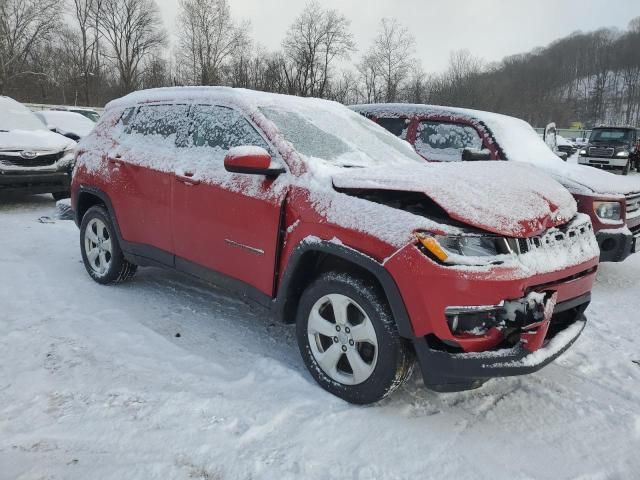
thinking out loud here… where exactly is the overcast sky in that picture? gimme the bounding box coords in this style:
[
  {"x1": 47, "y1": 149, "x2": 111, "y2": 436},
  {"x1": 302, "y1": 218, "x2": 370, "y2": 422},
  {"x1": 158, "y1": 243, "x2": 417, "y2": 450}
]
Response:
[{"x1": 155, "y1": 0, "x2": 640, "y2": 73}]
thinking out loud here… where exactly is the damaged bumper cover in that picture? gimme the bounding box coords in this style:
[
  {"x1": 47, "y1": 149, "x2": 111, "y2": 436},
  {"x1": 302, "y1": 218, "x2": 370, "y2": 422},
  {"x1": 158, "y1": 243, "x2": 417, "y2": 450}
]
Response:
[{"x1": 413, "y1": 292, "x2": 590, "y2": 392}]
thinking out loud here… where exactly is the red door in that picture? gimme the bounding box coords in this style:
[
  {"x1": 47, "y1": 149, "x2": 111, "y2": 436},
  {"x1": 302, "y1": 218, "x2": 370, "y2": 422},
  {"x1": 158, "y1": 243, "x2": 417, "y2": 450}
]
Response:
[
  {"x1": 107, "y1": 104, "x2": 189, "y2": 259},
  {"x1": 172, "y1": 104, "x2": 288, "y2": 296}
]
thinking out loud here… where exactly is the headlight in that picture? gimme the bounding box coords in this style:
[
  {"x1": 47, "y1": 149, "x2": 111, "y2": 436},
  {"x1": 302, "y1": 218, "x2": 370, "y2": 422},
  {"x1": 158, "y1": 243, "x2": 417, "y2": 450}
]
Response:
[
  {"x1": 63, "y1": 145, "x2": 76, "y2": 157},
  {"x1": 593, "y1": 201, "x2": 622, "y2": 221},
  {"x1": 415, "y1": 233, "x2": 506, "y2": 266},
  {"x1": 616, "y1": 150, "x2": 630, "y2": 158},
  {"x1": 579, "y1": 149, "x2": 588, "y2": 156}
]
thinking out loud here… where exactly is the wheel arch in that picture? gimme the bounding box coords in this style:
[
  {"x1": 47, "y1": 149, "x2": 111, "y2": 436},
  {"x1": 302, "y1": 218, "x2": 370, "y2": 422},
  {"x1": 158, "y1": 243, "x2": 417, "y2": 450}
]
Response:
[
  {"x1": 273, "y1": 241, "x2": 415, "y2": 338},
  {"x1": 74, "y1": 187, "x2": 124, "y2": 242}
]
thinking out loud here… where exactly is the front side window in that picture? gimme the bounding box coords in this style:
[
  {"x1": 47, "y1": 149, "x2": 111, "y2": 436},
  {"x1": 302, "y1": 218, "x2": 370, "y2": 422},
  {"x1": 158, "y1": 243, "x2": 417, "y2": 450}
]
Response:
[
  {"x1": 188, "y1": 105, "x2": 270, "y2": 154},
  {"x1": 377, "y1": 117, "x2": 409, "y2": 139},
  {"x1": 415, "y1": 121, "x2": 483, "y2": 162},
  {"x1": 129, "y1": 104, "x2": 189, "y2": 140}
]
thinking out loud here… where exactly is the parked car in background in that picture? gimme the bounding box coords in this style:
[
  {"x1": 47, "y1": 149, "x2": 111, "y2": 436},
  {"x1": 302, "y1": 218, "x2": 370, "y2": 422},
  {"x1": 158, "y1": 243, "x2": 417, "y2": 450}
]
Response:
[
  {"x1": 572, "y1": 136, "x2": 589, "y2": 148},
  {"x1": 35, "y1": 110, "x2": 96, "y2": 141},
  {"x1": 71, "y1": 87, "x2": 599, "y2": 403},
  {"x1": 352, "y1": 103, "x2": 640, "y2": 262},
  {"x1": 50, "y1": 106, "x2": 101, "y2": 123},
  {"x1": 556, "y1": 135, "x2": 577, "y2": 157},
  {"x1": 578, "y1": 126, "x2": 640, "y2": 175},
  {"x1": 0, "y1": 96, "x2": 76, "y2": 200}
]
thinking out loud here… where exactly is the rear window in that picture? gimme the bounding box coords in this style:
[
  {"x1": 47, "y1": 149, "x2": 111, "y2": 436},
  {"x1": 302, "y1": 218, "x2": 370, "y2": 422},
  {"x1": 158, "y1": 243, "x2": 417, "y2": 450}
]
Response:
[
  {"x1": 376, "y1": 117, "x2": 408, "y2": 139},
  {"x1": 415, "y1": 121, "x2": 483, "y2": 162}
]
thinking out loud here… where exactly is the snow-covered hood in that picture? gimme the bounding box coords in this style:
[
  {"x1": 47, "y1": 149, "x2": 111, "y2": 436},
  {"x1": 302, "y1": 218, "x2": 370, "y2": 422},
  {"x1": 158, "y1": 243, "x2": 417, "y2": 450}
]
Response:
[
  {"x1": 537, "y1": 161, "x2": 640, "y2": 197},
  {"x1": 332, "y1": 162, "x2": 577, "y2": 238},
  {"x1": 0, "y1": 129, "x2": 75, "y2": 152}
]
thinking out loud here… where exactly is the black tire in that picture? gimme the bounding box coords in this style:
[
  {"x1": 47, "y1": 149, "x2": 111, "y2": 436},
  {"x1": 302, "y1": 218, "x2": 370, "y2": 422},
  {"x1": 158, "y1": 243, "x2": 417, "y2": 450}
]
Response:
[
  {"x1": 80, "y1": 205, "x2": 137, "y2": 284},
  {"x1": 52, "y1": 191, "x2": 70, "y2": 201},
  {"x1": 296, "y1": 271, "x2": 414, "y2": 404},
  {"x1": 622, "y1": 160, "x2": 631, "y2": 176}
]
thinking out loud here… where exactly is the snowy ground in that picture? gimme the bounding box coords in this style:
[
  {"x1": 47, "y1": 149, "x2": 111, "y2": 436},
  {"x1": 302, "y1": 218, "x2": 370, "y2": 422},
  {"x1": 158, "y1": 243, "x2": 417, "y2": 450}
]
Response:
[{"x1": 1, "y1": 192, "x2": 640, "y2": 480}]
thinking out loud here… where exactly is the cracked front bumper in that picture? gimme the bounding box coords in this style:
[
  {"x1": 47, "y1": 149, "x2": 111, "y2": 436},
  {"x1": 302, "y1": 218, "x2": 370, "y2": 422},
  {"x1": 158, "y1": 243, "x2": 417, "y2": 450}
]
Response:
[{"x1": 412, "y1": 293, "x2": 590, "y2": 392}]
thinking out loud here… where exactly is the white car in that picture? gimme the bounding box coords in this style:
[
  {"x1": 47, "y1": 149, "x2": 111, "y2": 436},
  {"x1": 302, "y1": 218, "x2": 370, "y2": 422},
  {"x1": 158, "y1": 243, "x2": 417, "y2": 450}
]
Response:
[
  {"x1": 35, "y1": 110, "x2": 96, "y2": 141},
  {"x1": 0, "y1": 96, "x2": 76, "y2": 200},
  {"x1": 50, "y1": 106, "x2": 101, "y2": 122}
]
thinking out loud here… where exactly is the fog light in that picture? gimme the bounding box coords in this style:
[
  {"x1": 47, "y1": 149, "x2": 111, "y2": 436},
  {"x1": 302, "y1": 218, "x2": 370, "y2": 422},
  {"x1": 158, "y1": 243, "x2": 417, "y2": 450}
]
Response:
[{"x1": 445, "y1": 305, "x2": 503, "y2": 335}]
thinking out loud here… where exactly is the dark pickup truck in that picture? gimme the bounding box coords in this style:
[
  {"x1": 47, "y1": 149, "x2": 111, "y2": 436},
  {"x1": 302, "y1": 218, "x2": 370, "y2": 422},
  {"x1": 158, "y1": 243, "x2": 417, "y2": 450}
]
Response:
[{"x1": 578, "y1": 126, "x2": 640, "y2": 175}]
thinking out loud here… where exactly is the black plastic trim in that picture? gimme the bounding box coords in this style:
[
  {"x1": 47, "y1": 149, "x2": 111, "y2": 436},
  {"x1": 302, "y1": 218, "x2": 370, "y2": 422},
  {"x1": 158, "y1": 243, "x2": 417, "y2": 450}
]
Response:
[
  {"x1": 273, "y1": 240, "x2": 414, "y2": 337},
  {"x1": 596, "y1": 230, "x2": 633, "y2": 262},
  {"x1": 413, "y1": 299, "x2": 590, "y2": 392},
  {"x1": 0, "y1": 171, "x2": 70, "y2": 193}
]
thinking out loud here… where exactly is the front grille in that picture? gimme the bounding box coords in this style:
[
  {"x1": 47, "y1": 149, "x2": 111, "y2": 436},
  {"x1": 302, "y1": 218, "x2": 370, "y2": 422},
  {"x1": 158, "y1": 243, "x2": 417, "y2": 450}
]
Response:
[
  {"x1": 0, "y1": 152, "x2": 63, "y2": 168},
  {"x1": 507, "y1": 221, "x2": 593, "y2": 255},
  {"x1": 588, "y1": 147, "x2": 614, "y2": 158},
  {"x1": 626, "y1": 193, "x2": 640, "y2": 218}
]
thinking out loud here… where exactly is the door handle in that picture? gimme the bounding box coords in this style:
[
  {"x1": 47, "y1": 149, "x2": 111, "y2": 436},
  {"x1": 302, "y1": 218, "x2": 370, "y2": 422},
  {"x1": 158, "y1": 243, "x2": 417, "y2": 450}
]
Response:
[
  {"x1": 109, "y1": 157, "x2": 123, "y2": 167},
  {"x1": 176, "y1": 173, "x2": 200, "y2": 186}
]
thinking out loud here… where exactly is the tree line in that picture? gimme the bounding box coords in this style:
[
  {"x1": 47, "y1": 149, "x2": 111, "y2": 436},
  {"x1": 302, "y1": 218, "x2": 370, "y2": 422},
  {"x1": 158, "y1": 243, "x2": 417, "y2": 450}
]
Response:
[{"x1": 1, "y1": 0, "x2": 639, "y2": 128}]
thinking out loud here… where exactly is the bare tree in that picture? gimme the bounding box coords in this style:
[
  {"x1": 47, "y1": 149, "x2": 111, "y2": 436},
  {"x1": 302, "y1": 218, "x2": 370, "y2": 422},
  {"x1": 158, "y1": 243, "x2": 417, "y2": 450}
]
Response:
[
  {"x1": 0, "y1": 0, "x2": 60, "y2": 93},
  {"x1": 175, "y1": 0, "x2": 247, "y2": 85},
  {"x1": 281, "y1": 0, "x2": 354, "y2": 97},
  {"x1": 67, "y1": 0, "x2": 103, "y2": 105},
  {"x1": 97, "y1": 0, "x2": 166, "y2": 93},
  {"x1": 366, "y1": 18, "x2": 415, "y2": 102}
]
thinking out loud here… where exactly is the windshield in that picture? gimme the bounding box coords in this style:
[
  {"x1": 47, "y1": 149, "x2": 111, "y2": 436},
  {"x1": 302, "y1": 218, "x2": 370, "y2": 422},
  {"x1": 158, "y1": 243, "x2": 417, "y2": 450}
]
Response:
[
  {"x1": 72, "y1": 110, "x2": 100, "y2": 122},
  {"x1": 260, "y1": 105, "x2": 424, "y2": 168},
  {"x1": 0, "y1": 98, "x2": 47, "y2": 131},
  {"x1": 589, "y1": 129, "x2": 632, "y2": 144}
]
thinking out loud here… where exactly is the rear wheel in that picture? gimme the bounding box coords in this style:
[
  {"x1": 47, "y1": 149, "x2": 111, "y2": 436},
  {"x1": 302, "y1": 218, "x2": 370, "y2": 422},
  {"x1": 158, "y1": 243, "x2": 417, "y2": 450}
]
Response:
[
  {"x1": 296, "y1": 272, "x2": 414, "y2": 404},
  {"x1": 80, "y1": 205, "x2": 137, "y2": 284}
]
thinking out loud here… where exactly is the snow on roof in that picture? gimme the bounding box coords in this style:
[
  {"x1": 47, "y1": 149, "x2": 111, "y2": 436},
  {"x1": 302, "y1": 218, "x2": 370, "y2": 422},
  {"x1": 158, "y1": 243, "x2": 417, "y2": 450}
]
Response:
[
  {"x1": 39, "y1": 110, "x2": 95, "y2": 137},
  {"x1": 352, "y1": 103, "x2": 640, "y2": 196},
  {"x1": 107, "y1": 86, "x2": 347, "y2": 114}
]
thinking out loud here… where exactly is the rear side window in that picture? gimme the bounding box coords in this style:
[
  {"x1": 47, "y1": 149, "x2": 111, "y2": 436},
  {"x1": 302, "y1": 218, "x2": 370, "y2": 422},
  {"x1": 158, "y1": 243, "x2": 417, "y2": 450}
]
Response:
[
  {"x1": 129, "y1": 104, "x2": 189, "y2": 140},
  {"x1": 377, "y1": 117, "x2": 408, "y2": 139},
  {"x1": 416, "y1": 121, "x2": 483, "y2": 161},
  {"x1": 188, "y1": 105, "x2": 270, "y2": 153}
]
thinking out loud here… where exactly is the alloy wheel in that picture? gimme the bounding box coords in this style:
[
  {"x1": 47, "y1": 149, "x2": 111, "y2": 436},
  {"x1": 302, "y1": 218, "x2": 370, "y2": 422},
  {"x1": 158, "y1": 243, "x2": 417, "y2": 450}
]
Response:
[
  {"x1": 307, "y1": 293, "x2": 379, "y2": 385},
  {"x1": 84, "y1": 218, "x2": 112, "y2": 276}
]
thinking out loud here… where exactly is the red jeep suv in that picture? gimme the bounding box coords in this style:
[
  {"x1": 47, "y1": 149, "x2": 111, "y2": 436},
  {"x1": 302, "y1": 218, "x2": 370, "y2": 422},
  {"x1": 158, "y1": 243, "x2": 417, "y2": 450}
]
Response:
[
  {"x1": 352, "y1": 104, "x2": 640, "y2": 262},
  {"x1": 71, "y1": 87, "x2": 599, "y2": 404}
]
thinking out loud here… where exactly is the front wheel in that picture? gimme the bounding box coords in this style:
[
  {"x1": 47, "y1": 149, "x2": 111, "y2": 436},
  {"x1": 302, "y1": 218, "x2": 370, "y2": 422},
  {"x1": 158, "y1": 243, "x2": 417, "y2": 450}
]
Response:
[
  {"x1": 622, "y1": 160, "x2": 631, "y2": 175},
  {"x1": 80, "y1": 205, "x2": 137, "y2": 284},
  {"x1": 296, "y1": 272, "x2": 414, "y2": 404}
]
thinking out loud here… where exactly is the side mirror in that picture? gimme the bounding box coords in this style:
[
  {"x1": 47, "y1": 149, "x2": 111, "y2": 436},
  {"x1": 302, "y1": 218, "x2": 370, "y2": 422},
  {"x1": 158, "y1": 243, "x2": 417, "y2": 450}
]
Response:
[
  {"x1": 461, "y1": 148, "x2": 491, "y2": 161},
  {"x1": 224, "y1": 146, "x2": 285, "y2": 176}
]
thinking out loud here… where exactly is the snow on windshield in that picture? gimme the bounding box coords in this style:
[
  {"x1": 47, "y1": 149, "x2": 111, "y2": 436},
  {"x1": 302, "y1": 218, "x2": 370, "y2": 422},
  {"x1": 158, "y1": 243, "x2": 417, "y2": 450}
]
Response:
[
  {"x1": 0, "y1": 97, "x2": 47, "y2": 132},
  {"x1": 259, "y1": 105, "x2": 423, "y2": 168}
]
